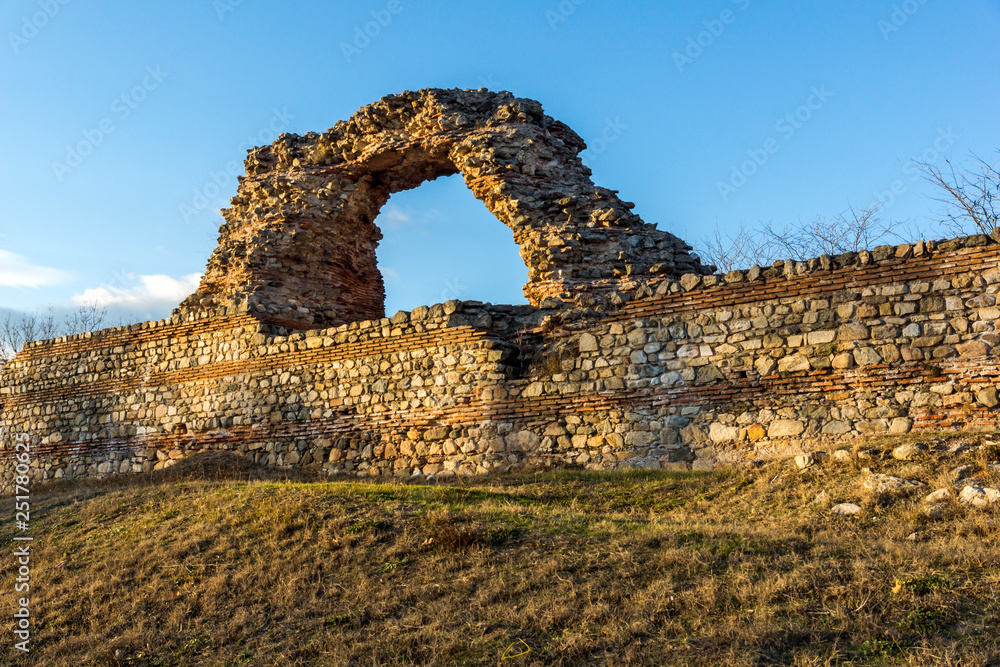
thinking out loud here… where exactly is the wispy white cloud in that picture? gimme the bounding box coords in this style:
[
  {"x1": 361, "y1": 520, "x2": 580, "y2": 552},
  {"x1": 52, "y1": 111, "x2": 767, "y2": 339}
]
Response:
[
  {"x1": 0, "y1": 249, "x2": 69, "y2": 287},
  {"x1": 377, "y1": 203, "x2": 443, "y2": 233},
  {"x1": 72, "y1": 273, "x2": 201, "y2": 310},
  {"x1": 381, "y1": 266, "x2": 401, "y2": 282},
  {"x1": 379, "y1": 204, "x2": 414, "y2": 230}
]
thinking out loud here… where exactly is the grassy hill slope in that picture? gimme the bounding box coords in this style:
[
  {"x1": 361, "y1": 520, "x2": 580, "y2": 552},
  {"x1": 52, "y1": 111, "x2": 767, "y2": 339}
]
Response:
[{"x1": 2, "y1": 433, "x2": 999, "y2": 666}]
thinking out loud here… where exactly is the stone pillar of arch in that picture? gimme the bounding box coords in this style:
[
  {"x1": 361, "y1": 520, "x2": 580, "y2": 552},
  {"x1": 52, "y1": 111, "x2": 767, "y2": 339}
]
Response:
[{"x1": 177, "y1": 88, "x2": 710, "y2": 329}]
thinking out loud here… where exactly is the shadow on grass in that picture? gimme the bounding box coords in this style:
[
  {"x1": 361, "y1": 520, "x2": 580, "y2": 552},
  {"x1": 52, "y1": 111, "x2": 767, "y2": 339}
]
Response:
[{"x1": 19, "y1": 451, "x2": 720, "y2": 511}]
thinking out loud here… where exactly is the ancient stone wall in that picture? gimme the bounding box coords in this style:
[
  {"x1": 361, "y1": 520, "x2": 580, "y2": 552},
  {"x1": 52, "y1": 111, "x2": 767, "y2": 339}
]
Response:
[
  {"x1": 3, "y1": 233, "x2": 1000, "y2": 495},
  {"x1": 4, "y1": 89, "x2": 1000, "y2": 493}
]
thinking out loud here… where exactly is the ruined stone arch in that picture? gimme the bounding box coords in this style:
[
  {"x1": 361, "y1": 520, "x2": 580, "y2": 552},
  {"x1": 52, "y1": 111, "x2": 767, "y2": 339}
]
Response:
[{"x1": 178, "y1": 88, "x2": 709, "y2": 329}]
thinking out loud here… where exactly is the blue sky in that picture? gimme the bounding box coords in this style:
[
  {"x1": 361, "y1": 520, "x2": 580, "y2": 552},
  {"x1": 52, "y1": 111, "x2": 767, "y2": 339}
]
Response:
[{"x1": 1, "y1": 0, "x2": 998, "y2": 321}]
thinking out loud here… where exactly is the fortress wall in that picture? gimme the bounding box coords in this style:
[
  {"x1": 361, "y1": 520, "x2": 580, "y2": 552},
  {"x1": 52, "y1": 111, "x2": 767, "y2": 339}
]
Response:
[
  {"x1": 579, "y1": 236, "x2": 1000, "y2": 466},
  {"x1": 2, "y1": 234, "x2": 1000, "y2": 494}
]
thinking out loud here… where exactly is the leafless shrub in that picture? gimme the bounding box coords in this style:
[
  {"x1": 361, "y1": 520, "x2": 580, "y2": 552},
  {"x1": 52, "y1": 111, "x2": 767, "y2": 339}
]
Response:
[
  {"x1": 63, "y1": 300, "x2": 108, "y2": 336},
  {"x1": 1, "y1": 308, "x2": 58, "y2": 364},
  {"x1": 917, "y1": 152, "x2": 1000, "y2": 236},
  {"x1": 696, "y1": 221, "x2": 777, "y2": 274},
  {"x1": 697, "y1": 202, "x2": 906, "y2": 272},
  {"x1": 0, "y1": 301, "x2": 107, "y2": 365}
]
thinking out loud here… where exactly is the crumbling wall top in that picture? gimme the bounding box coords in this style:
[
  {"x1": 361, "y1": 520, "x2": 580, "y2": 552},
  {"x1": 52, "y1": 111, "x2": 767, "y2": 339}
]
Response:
[{"x1": 178, "y1": 88, "x2": 709, "y2": 329}]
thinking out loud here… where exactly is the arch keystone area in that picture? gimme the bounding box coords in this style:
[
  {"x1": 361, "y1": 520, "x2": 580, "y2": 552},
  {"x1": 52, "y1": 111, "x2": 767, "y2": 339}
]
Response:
[{"x1": 178, "y1": 88, "x2": 710, "y2": 328}]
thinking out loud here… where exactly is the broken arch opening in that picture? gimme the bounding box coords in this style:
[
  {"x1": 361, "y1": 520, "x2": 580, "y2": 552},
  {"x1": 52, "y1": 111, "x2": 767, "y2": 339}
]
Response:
[
  {"x1": 179, "y1": 89, "x2": 710, "y2": 330},
  {"x1": 374, "y1": 173, "x2": 529, "y2": 315}
]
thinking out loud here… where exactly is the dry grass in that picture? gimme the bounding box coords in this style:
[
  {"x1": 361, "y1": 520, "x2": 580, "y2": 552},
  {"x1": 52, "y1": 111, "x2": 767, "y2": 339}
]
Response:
[{"x1": 1, "y1": 434, "x2": 999, "y2": 666}]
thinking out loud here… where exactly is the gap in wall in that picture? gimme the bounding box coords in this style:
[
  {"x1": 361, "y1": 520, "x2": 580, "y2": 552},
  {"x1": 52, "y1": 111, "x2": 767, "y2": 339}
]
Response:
[{"x1": 374, "y1": 173, "x2": 529, "y2": 314}]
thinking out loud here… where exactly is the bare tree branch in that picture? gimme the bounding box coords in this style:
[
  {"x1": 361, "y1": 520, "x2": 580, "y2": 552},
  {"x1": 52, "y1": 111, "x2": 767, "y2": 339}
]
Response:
[
  {"x1": 694, "y1": 221, "x2": 779, "y2": 273},
  {"x1": 63, "y1": 300, "x2": 107, "y2": 336},
  {"x1": 0, "y1": 309, "x2": 55, "y2": 365},
  {"x1": 697, "y1": 202, "x2": 904, "y2": 271},
  {"x1": 0, "y1": 302, "x2": 108, "y2": 366},
  {"x1": 917, "y1": 152, "x2": 1000, "y2": 236}
]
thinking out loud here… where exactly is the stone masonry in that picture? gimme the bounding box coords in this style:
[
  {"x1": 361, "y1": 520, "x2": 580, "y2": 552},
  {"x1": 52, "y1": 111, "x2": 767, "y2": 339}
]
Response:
[
  {"x1": 177, "y1": 88, "x2": 709, "y2": 330},
  {"x1": 2, "y1": 89, "x2": 1000, "y2": 495}
]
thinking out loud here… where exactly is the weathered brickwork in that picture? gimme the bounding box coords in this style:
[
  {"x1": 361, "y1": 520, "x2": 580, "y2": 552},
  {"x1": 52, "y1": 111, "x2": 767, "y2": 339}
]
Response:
[
  {"x1": 177, "y1": 88, "x2": 709, "y2": 329},
  {"x1": 3, "y1": 231, "x2": 1000, "y2": 495}
]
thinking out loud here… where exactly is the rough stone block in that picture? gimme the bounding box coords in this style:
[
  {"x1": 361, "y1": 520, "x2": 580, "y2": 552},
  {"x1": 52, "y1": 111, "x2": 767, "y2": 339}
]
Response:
[
  {"x1": 977, "y1": 386, "x2": 999, "y2": 408},
  {"x1": 838, "y1": 323, "x2": 870, "y2": 341},
  {"x1": 768, "y1": 420, "x2": 805, "y2": 438},
  {"x1": 709, "y1": 423, "x2": 739, "y2": 443}
]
